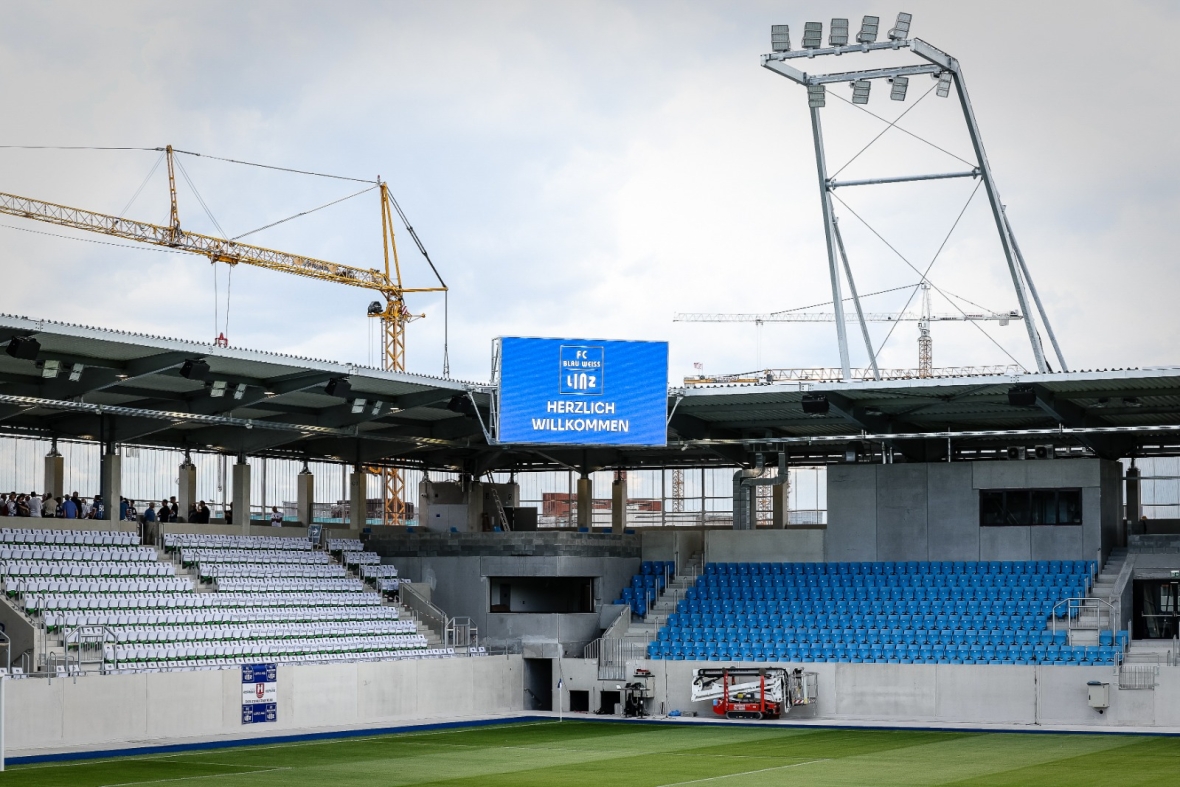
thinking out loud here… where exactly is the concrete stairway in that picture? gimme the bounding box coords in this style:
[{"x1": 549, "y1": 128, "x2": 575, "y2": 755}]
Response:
[
  {"x1": 1069, "y1": 548, "x2": 1127, "y2": 646},
  {"x1": 622, "y1": 553, "x2": 703, "y2": 648}
]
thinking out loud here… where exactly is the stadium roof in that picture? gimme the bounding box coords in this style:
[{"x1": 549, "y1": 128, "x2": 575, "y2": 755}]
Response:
[{"x1": 2, "y1": 314, "x2": 1179, "y2": 471}]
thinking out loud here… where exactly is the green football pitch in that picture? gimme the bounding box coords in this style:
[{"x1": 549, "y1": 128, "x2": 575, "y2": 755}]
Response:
[{"x1": 6, "y1": 720, "x2": 1180, "y2": 787}]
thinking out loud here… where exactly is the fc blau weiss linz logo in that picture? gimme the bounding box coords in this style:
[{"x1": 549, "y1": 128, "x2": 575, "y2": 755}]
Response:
[{"x1": 559, "y1": 345, "x2": 604, "y2": 395}]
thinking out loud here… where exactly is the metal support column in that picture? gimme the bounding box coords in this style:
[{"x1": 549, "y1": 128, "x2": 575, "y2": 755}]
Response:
[
  {"x1": 808, "y1": 104, "x2": 852, "y2": 380},
  {"x1": 949, "y1": 65, "x2": 1047, "y2": 373},
  {"x1": 833, "y1": 217, "x2": 879, "y2": 379},
  {"x1": 1003, "y1": 209, "x2": 1068, "y2": 372}
]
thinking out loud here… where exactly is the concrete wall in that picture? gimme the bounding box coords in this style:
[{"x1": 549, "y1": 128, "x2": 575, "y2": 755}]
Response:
[
  {"x1": 705, "y1": 529, "x2": 825, "y2": 564},
  {"x1": 553, "y1": 657, "x2": 1180, "y2": 729},
  {"x1": 391, "y1": 554, "x2": 640, "y2": 655},
  {"x1": 826, "y1": 459, "x2": 1118, "y2": 563},
  {"x1": 640, "y1": 529, "x2": 705, "y2": 567},
  {"x1": 6, "y1": 655, "x2": 524, "y2": 754}
]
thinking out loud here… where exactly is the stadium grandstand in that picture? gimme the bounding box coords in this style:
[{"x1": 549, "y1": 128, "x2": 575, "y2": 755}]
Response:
[{"x1": 2, "y1": 7, "x2": 1180, "y2": 785}]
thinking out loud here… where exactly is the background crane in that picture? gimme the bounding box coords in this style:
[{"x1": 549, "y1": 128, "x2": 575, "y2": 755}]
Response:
[
  {"x1": 0, "y1": 145, "x2": 447, "y2": 525},
  {"x1": 675, "y1": 281, "x2": 1021, "y2": 379}
]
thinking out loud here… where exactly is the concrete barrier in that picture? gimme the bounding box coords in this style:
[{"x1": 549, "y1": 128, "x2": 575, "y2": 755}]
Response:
[{"x1": 8, "y1": 655, "x2": 524, "y2": 754}]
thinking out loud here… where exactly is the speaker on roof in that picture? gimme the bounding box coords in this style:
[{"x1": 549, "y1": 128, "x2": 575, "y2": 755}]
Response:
[
  {"x1": 1007, "y1": 385, "x2": 1036, "y2": 407},
  {"x1": 5, "y1": 336, "x2": 40, "y2": 360},
  {"x1": 801, "y1": 393, "x2": 829, "y2": 415},
  {"x1": 180, "y1": 359, "x2": 210, "y2": 380},
  {"x1": 1034, "y1": 444, "x2": 1054, "y2": 460},
  {"x1": 1006, "y1": 446, "x2": 1024, "y2": 460},
  {"x1": 325, "y1": 378, "x2": 352, "y2": 398}
]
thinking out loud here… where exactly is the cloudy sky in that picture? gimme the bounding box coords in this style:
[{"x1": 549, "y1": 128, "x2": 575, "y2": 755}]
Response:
[{"x1": 1, "y1": 1, "x2": 1177, "y2": 385}]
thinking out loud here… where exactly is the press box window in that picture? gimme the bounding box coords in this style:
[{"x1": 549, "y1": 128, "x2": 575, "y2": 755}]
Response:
[{"x1": 979, "y1": 489, "x2": 1082, "y2": 526}]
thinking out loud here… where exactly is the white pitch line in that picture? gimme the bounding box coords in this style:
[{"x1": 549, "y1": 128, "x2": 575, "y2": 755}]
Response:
[
  {"x1": 96, "y1": 766, "x2": 291, "y2": 787},
  {"x1": 654, "y1": 759, "x2": 829, "y2": 787}
]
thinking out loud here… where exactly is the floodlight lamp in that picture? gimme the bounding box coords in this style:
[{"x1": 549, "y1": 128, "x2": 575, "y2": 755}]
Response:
[
  {"x1": 889, "y1": 75, "x2": 909, "y2": 101},
  {"x1": 68, "y1": 363, "x2": 83, "y2": 382},
  {"x1": 802, "y1": 21, "x2": 823, "y2": 49},
  {"x1": 770, "y1": 24, "x2": 791, "y2": 52},
  {"x1": 888, "y1": 12, "x2": 912, "y2": 41},
  {"x1": 829, "y1": 18, "x2": 849, "y2": 46},
  {"x1": 857, "y1": 15, "x2": 879, "y2": 43},
  {"x1": 210, "y1": 380, "x2": 228, "y2": 398},
  {"x1": 807, "y1": 84, "x2": 826, "y2": 108},
  {"x1": 936, "y1": 71, "x2": 953, "y2": 98},
  {"x1": 41, "y1": 359, "x2": 60, "y2": 379},
  {"x1": 851, "y1": 80, "x2": 871, "y2": 104},
  {"x1": 370, "y1": 401, "x2": 383, "y2": 416},
  {"x1": 351, "y1": 398, "x2": 367, "y2": 414},
  {"x1": 233, "y1": 383, "x2": 247, "y2": 400}
]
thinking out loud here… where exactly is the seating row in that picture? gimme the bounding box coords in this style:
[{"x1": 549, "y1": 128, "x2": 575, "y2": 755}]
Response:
[
  {"x1": 0, "y1": 547, "x2": 155, "y2": 562},
  {"x1": 360, "y1": 565, "x2": 399, "y2": 579},
  {"x1": 647, "y1": 641, "x2": 1122, "y2": 666},
  {"x1": 164, "y1": 534, "x2": 310, "y2": 551},
  {"x1": 1, "y1": 529, "x2": 140, "y2": 546},
  {"x1": 705, "y1": 560, "x2": 1096, "y2": 576},
  {"x1": 700, "y1": 574, "x2": 1085, "y2": 589},
  {"x1": 213, "y1": 578, "x2": 365, "y2": 593},
  {"x1": 101, "y1": 620, "x2": 416, "y2": 643},
  {"x1": 26, "y1": 591, "x2": 384, "y2": 612},
  {"x1": 681, "y1": 586, "x2": 1084, "y2": 604},
  {"x1": 2, "y1": 561, "x2": 175, "y2": 578},
  {"x1": 43, "y1": 606, "x2": 399, "y2": 630},
  {"x1": 342, "y1": 551, "x2": 381, "y2": 566},
  {"x1": 8, "y1": 578, "x2": 194, "y2": 595},
  {"x1": 673, "y1": 600, "x2": 1069, "y2": 622},
  {"x1": 199, "y1": 563, "x2": 346, "y2": 579},
  {"x1": 179, "y1": 548, "x2": 329, "y2": 566},
  {"x1": 102, "y1": 647, "x2": 456, "y2": 670},
  {"x1": 327, "y1": 539, "x2": 364, "y2": 552},
  {"x1": 104, "y1": 636, "x2": 431, "y2": 664}
]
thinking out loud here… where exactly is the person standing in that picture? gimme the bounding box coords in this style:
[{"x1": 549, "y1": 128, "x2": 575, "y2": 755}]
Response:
[
  {"x1": 41, "y1": 492, "x2": 54, "y2": 517},
  {"x1": 93, "y1": 494, "x2": 106, "y2": 521},
  {"x1": 168, "y1": 496, "x2": 179, "y2": 522},
  {"x1": 144, "y1": 502, "x2": 157, "y2": 524},
  {"x1": 79, "y1": 497, "x2": 92, "y2": 518},
  {"x1": 119, "y1": 497, "x2": 129, "y2": 521},
  {"x1": 270, "y1": 506, "x2": 283, "y2": 527},
  {"x1": 27, "y1": 492, "x2": 41, "y2": 518},
  {"x1": 62, "y1": 495, "x2": 78, "y2": 519}
]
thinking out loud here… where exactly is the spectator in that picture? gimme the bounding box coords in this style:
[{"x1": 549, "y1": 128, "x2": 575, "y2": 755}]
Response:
[
  {"x1": 270, "y1": 506, "x2": 283, "y2": 527},
  {"x1": 126, "y1": 499, "x2": 138, "y2": 521},
  {"x1": 168, "y1": 496, "x2": 179, "y2": 522},
  {"x1": 27, "y1": 492, "x2": 41, "y2": 518},
  {"x1": 4, "y1": 494, "x2": 14, "y2": 517},
  {"x1": 62, "y1": 495, "x2": 78, "y2": 518},
  {"x1": 16, "y1": 494, "x2": 29, "y2": 517},
  {"x1": 79, "y1": 497, "x2": 92, "y2": 518},
  {"x1": 93, "y1": 494, "x2": 106, "y2": 520},
  {"x1": 225, "y1": 501, "x2": 233, "y2": 525},
  {"x1": 119, "y1": 497, "x2": 129, "y2": 521},
  {"x1": 70, "y1": 492, "x2": 83, "y2": 518},
  {"x1": 144, "y1": 502, "x2": 157, "y2": 523},
  {"x1": 41, "y1": 492, "x2": 54, "y2": 517}
]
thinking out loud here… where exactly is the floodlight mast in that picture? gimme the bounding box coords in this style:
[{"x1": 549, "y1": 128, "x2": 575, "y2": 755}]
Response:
[{"x1": 760, "y1": 18, "x2": 1067, "y2": 377}]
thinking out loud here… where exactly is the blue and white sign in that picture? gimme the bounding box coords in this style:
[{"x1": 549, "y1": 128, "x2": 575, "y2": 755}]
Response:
[
  {"x1": 241, "y1": 663, "x2": 277, "y2": 724},
  {"x1": 496, "y1": 337, "x2": 668, "y2": 446}
]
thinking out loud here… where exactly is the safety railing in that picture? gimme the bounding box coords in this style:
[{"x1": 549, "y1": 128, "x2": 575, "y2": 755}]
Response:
[
  {"x1": 445, "y1": 616, "x2": 479, "y2": 650},
  {"x1": 400, "y1": 583, "x2": 447, "y2": 642},
  {"x1": 600, "y1": 605, "x2": 630, "y2": 640},
  {"x1": 64, "y1": 624, "x2": 117, "y2": 675},
  {"x1": 592, "y1": 637, "x2": 648, "y2": 681},
  {"x1": 1050, "y1": 597, "x2": 1117, "y2": 635},
  {"x1": 1119, "y1": 663, "x2": 1158, "y2": 690}
]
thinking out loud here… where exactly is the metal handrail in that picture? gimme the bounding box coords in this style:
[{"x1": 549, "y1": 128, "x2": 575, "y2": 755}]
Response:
[
  {"x1": 445, "y1": 616, "x2": 478, "y2": 650},
  {"x1": 63, "y1": 624, "x2": 117, "y2": 675},
  {"x1": 1050, "y1": 597, "x2": 1117, "y2": 635},
  {"x1": 400, "y1": 583, "x2": 447, "y2": 640}
]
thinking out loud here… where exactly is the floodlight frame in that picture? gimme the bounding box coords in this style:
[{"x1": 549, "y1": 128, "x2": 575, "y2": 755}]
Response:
[
  {"x1": 829, "y1": 18, "x2": 849, "y2": 47},
  {"x1": 802, "y1": 21, "x2": 823, "y2": 49},
  {"x1": 760, "y1": 28, "x2": 1067, "y2": 380},
  {"x1": 890, "y1": 75, "x2": 909, "y2": 100}
]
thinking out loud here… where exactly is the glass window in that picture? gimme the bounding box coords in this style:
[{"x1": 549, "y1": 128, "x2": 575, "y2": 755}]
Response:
[
  {"x1": 980, "y1": 491, "x2": 1005, "y2": 526},
  {"x1": 980, "y1": 488, "x2": 1082, "y2": 526}
]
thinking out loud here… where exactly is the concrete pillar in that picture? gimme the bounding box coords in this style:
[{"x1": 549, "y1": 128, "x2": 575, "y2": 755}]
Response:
[
  {"x1": 349, "y1": 469, "x2": 366, "y2": 530},
  {"x1": 771, "y1": 477, "x2": 790, "y2": 529},
  {"x1": 44, "y1": 451, "x2": 64, "y2": 500},
  {"x1": 296, "y1": 468, "x2": 314, "y2": 526},
  {"x1": 1126, "y1": 465, "x2": 1141, "y2": 535},
  {"x1": 611, "y1": 477, "x2": 627, "y2": 534},
  {"x1": 100, "y1": 450, "x2": 121, "y2": 522},
  {"x1": 178, "y1": 461, "x2": 196, "y2": 523},
  {"x1": 232, "y1": 458, "x2": 251, "y2": 534},
  {"x1": 577, "y1": 475, "x2": 592, "y2": 530}
]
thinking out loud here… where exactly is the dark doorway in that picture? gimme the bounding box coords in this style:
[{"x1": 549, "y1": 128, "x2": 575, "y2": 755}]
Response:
[
  {"x1": 599, "y1": 690, "x2": 621, "y2": 715},
  {"x1": 569, "y1": 690, "x2": 590, "y2": 713},
  {"x1": 523, "y1": 658, "x2": 553, "y2": 711},
  {"x1": 1133, "y1": 580, "x2": 1180, "y2": 639}
]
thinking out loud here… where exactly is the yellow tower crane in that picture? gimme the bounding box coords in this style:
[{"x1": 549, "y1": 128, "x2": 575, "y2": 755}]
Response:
[{"x1": 0, "y1": 145, "x2": 447, "y2": 525}]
